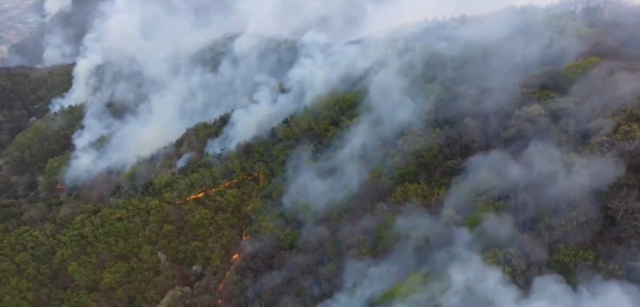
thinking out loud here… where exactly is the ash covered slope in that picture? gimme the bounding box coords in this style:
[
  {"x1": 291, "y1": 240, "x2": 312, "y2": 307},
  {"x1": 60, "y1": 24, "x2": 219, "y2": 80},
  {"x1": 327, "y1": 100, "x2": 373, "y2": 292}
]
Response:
[{"x1": 4, "y1": 1, "x2": 640, "y2": 307}]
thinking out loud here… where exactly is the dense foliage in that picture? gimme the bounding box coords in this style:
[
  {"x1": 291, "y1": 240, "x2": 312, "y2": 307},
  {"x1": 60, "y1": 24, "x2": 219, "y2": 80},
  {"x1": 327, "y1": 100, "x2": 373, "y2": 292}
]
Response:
[{"x1": 3, "y1": 5, "x2": 640, "y2": 307}]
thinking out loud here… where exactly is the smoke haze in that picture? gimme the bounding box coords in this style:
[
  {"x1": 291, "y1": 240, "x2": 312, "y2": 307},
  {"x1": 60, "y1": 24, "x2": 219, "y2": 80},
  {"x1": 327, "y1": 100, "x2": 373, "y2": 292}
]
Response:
[
  {"x1": 7, "y1": 0, "x2": 640, "y2": 306},
  {"x1": 22, "y1": 0, "x2": 570, "y2": 183},
  {"x1": 320, "y1": 212, "x2": 640, "y2": 307}
]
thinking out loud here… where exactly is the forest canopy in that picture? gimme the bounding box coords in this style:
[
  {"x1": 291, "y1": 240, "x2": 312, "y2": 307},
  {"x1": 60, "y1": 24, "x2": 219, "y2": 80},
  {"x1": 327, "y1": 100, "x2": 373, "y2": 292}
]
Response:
[{"x1": 3, "y1": 1, "x2": 640, "y2": 307}]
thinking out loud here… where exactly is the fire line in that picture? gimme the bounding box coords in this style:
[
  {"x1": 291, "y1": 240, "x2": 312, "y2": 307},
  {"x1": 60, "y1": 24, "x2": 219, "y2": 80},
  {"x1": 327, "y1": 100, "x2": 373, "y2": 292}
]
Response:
[{"x1": 175, "y1": 172, "x2": 263, "y2": 205}]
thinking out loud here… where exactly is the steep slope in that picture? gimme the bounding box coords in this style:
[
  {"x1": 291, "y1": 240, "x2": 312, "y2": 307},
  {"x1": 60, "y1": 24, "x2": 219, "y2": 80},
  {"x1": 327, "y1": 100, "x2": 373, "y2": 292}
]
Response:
[
  {"x1": 0, "y1": 64, "x2": 73, "y2": 152},
  {"x1": 3, "y1": 3, "x2": 640, "y2": 307}
]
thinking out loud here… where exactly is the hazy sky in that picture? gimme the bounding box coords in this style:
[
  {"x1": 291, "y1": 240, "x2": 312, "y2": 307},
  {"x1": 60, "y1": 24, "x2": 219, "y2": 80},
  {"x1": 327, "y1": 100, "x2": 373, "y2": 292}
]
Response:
[{"x1": 331, "y1": 0, "x2": 561, "y2": 38}]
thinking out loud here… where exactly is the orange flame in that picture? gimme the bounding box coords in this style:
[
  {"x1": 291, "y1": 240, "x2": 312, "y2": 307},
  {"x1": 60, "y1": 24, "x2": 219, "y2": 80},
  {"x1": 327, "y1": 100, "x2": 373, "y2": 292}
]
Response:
[
  {"x1": 56, "y1": 184, "x2": 64, "y2": 190},
  {"x1": 181, "y1": 172, "x2": 263, "y2": 305},
  {"x1": 175, "y1": 172, "x2": 263, "y2": 205},
  {"x1": 216, "y1": 232, "x2": 251, "y2": 299},
  {"x1": 231, "y1": 253, "x2": 240, "y2": 262}
]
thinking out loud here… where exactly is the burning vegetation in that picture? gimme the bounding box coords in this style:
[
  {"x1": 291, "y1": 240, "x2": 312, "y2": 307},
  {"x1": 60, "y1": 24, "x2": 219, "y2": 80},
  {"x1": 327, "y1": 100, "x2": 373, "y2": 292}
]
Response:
[
  {"x1": 175, "y1": 172, "x2": 263, "y2": 205},
  {"x1": 5, "y1": 2, "x2": 640, "y2": 307}
]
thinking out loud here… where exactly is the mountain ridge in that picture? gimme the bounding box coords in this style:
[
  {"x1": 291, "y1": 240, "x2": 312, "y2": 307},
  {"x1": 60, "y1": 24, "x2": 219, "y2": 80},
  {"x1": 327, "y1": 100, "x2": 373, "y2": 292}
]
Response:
[{"x1": 3, "y1": 2, "x2": 640, "y2": 307}]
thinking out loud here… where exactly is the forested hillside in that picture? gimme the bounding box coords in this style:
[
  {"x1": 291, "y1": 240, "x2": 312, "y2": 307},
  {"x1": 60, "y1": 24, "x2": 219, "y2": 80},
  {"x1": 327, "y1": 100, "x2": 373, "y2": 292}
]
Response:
[{"x1": 3, "y1": 2, "x2": 640, "y2": 307}]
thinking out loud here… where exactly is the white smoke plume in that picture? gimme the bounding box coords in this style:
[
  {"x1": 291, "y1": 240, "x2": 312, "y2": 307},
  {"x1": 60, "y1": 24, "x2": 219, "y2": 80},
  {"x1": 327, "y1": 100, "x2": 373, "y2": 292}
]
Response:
[
  {"x1": 317, "y1": 140, "x2": 629, "y2": 306},
  {"x1": 281, "y1": 40, "x2": 428, "y2": 218},
  {"x1": 281, "y1": 3, "x2": 591, "y2": 218},
  {"x1": 44, "y1": 0, "x2": 72, "y2": 19},
  {"x1": 29, "y1": 0, "x2": 640, "y2": 305},
  {"x1": 49, "y1": 0, "x2": 567, "y2": 184},
  {"x1": 272, "y1": 1, "x2": 640, "y2": 306},
  {"x1": 320, "y1": 212, "x2": 640, "y2": 307},
  {"x1": 1, "y1": 0, "x2": 105, "y2": 67},
  {"x1": 175, "y1": 152, "x2": 194, "y2": 170},
  {"x1": 442, "y1": 141, "x2": 625, "y2": 217}
]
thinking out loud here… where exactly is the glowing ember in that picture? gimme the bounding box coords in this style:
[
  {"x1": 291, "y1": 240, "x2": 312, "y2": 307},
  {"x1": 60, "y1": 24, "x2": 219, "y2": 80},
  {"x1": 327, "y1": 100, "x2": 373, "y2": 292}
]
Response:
[
  {"x1": 231, "y1": 253, "x2": 240, "y2": 262},
  {"x1": 175, "y1": 172, "x2": 263, "y2": 204},
  {"x1": 56, "y1": 183, "x2": 64, "y2": 190},
  {"x1": 181, "y1": 172, "x2": 263, "y2": 304}
]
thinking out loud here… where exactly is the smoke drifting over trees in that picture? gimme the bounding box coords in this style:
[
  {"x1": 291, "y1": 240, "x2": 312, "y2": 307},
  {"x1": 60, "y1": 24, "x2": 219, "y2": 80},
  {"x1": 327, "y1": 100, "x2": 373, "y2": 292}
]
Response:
[
  {"x1": 3, "y1": 0, "x2": 640, "y2": 306},
  {"x1": 45, "y1": 0, "x2": 577, "y2": 184}
]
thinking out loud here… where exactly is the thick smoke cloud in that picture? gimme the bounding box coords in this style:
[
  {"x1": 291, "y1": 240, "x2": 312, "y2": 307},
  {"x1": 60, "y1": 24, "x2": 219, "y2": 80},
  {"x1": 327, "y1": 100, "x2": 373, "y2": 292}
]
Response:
[
  {"x1": 316, "y1": 140, "x2": 628, "y2": 307},
  {"x1": 320, "y1": 212, "x2": 640, "y2": 307},
  {"x1": 280, "y1": 0, "x2": 640, "y2": 224},
  {"x1": 281, "y1": 40, "x2": 427, "y2": 218},
  {"x1": 43, "y1": 0, "x2": 71, "y2": 18},
  {"x1": 39, "y1": 0, "x2": 565, "y2": 184},
  {"x1": 2, "y1": 0, "x2": 563, "y2": 67},
  {"x1": 0, "y1": 0, "x2": 43, "y2": 61},
  {"x1": 442, "y1": 141, "x2": 625, "y2": 217},
  {"x1": 282, "y1": 3, "x2": 588, "y2": 218},
  {"x1": 10, "y1": 0, "x2": 640, "y2": 305},
  {"x1": 1, "y1": 0, "x2": 105, "y2": 67},
  {"x1": 275, "y1": 1, "x2": 640, "y2": 306}
]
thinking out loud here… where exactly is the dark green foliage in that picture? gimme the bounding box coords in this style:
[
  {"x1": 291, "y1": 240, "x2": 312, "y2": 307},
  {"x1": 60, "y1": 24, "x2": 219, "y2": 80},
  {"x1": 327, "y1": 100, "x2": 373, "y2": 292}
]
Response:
[
  {"x1": 561, "y1": 56, "x2": 601, "y2": 81},
  {"x1": 521, "y1": 57, "x2": 600, "y2": 99},
  {"x1": 0, "y1": 104, "x2": 83, "y2": 199},
  {"x1": 548, "y1": 246, "x2": 624, "y2": 286},
  {"x1": 3, "y1": 10, "x2": 640, "y2": 307},
  {"x1": 464, "y1": 201, "x2": 506, "y2": 230},
  {"x1": 280, "y1": 229, "x2": 299, "y2": 250},
  {"x1": 0, "y1": 65, "x2": 74, "y2": 152},
  {"x1": 0, "y1": 88, "x2": 365, "y2": 306},
  {"x1": 373, "y1": 272, "x2": 429, "y2": 306},
  {"x1": 484, "y1": 248, "x2": 534, "y2": 287}
]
